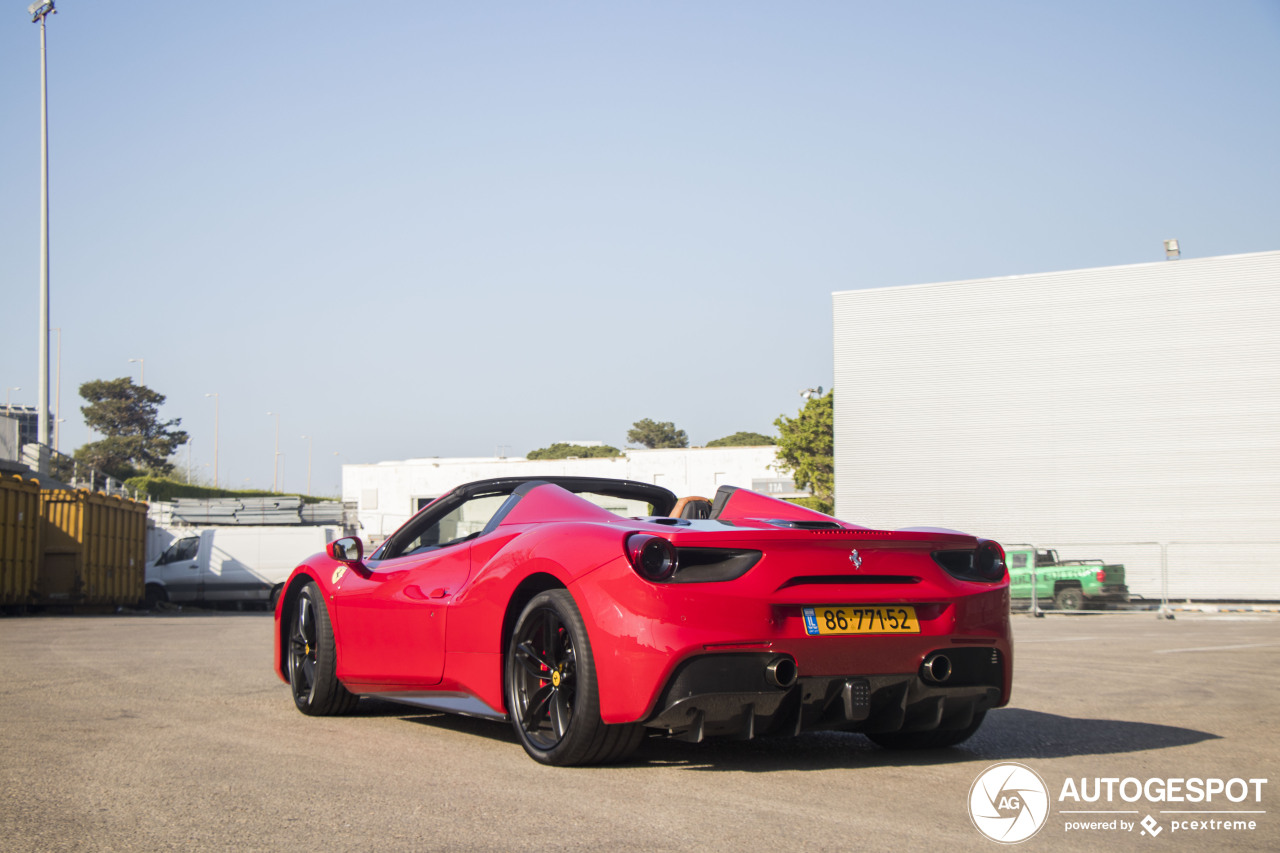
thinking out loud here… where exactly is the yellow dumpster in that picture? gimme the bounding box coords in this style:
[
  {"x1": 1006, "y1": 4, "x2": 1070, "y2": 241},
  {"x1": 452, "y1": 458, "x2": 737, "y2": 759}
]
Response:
[
  {"x1": 38, "y1": 489, "x2": 148, "y2": 606},
  {"x1": 1, "y1": 475, "x2": 42, "y2": 606}
]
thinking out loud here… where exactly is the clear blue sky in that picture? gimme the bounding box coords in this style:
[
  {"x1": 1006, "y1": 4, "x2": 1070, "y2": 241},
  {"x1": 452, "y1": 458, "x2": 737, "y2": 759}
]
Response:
[{"x1": 2, "y1": 2, "x2": 1277, "y2": 495}]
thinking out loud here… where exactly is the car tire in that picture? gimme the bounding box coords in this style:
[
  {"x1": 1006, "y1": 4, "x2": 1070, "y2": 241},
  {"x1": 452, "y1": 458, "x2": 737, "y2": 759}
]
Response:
[
  {"x1": 143, "y1": 583, "x2": 167, "y2": 610},
  {"x1": 1054, "y1": 586, "x2": 1085, "y2": 611},
  {"x1": 505, "y1": 589, "x2": 643, "y2": 766},
  {"x1": 866, "y1": 710, "x2": 987, "y2": 750},
  {"x1": 288, "y1": 582, "x2": 359, "y2": 716}
]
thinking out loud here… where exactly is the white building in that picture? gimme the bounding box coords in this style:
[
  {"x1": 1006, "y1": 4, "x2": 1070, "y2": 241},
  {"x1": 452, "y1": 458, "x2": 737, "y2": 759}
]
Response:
[
  {"x1": 832, "y1": 250, "x2": 1280, "y2": 602},
  {"x1": 342, "y1": 446, "x2": 798, "y2": 540}
]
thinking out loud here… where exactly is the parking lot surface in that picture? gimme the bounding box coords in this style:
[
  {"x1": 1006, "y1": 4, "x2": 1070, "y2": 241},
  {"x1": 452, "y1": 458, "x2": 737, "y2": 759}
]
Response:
[{"x1": 1, "y1": 610, "x2": 1276, "y2": 851}]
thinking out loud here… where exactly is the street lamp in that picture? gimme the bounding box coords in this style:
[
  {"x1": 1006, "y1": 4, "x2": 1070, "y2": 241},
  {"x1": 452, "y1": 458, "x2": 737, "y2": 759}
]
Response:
[
  {"x1": 5, "y1": 387, "x2": 20, "y2": 415},
  {"x1": 129, "y1": 358, "x2": 145, "y2": 385},
  {"x1": 266, "y1": 411, "x2": 281, "y2": 492},
  {"x1": 799, "y1": 385, "x2": 824, "y2": 400},
  {"x1": 51, "y1": 327, "x2": 60, "y2": 451},
  {"x1": 31, "y1": 0, "x2": 56, "y2": 461},
  {"x1": 300, "y1": 435, "x2": 313, "y2": 496},
  {"x1": 205, "y1": 393, "x2": 219, "y2": 488}
]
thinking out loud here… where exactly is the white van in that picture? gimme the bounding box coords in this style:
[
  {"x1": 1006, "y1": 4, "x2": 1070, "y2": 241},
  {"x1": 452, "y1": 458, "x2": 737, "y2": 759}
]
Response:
[{"x1": 145, "y1": 526, "x2": 339, "y2": 608}]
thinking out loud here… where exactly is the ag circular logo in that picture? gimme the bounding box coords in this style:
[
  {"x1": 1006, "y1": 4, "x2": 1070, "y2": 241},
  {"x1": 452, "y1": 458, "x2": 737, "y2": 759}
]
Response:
[{"x1": 968, "y1": 762, "x2": 1050, "y2": 844}]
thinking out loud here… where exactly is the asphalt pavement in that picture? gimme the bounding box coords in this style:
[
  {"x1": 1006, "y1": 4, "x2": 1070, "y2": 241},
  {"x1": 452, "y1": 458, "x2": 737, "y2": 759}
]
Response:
[{"x1": 0, "y1": 610, "x2": 1276, "y2": 852}]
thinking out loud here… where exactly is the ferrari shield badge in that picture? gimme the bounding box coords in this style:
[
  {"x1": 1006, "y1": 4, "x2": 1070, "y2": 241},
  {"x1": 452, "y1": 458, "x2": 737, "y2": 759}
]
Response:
[{"x1": 331, "y1": 566, "x2": 347, "y2": 585}]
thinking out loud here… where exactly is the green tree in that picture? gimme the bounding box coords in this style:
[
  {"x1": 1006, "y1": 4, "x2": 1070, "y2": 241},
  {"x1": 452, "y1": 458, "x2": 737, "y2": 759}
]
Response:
[
  {"x1": 74, "y1": 378, "x2": 188, "y2": 481},
  {"x1": 526, "y1": 442, "x2": 622, "y2": 460},
  {"x1": 773, "y1": 390, "x2": 833, "y2": 509},
  {"x1": 706, "y1": 431, "x2": 776, "y2": 447},
  {"x1": 627, "y1": 419, "x2": 689, "y2": 449}
]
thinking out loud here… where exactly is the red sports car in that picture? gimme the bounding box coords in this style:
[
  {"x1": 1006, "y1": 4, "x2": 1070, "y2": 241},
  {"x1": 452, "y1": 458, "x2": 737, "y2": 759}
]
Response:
[{"x1": 273, "y1": 476, "x2": 1012, "y2": 765}]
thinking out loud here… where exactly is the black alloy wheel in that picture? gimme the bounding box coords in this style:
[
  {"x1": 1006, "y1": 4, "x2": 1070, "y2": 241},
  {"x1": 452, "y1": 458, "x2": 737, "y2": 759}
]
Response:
[
  {"x1": 287, "y1": 582, "x2": 358, "y2": 716},
  {"x1": 505, "y1": 590, "x2": 643, "y2": 766},
  {"x1": 510, "y1": 597, "x2": 577, "y2": 751}
]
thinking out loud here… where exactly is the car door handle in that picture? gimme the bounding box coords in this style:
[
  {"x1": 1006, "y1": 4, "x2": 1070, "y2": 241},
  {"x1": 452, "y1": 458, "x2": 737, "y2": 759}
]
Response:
[{"x1": 429, "y1": 588, "x2": 448, "y2": 599}]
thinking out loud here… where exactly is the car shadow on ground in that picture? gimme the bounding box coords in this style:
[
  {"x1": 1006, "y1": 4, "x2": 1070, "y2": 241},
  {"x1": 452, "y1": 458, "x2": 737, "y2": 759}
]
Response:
[
  {"x1": 356, "y1": 701, "x2": 1219, "y2": 771},
  {"x1": 632, "y1": 708, "x2": 1221, "y2": 772}
]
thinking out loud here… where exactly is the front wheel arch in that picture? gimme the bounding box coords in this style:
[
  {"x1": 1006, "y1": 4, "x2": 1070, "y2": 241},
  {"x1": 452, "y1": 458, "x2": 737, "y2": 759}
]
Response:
[
  {"x1": 286, "y1": 581, "x2": 358, "y2": 715},
  {"x1": 277, "y1": 573, "x2": 320, "y2": 681}
]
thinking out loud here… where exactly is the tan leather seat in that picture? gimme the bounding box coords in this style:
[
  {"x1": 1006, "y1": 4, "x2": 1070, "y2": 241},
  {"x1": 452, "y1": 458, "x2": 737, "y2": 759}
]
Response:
[{"x1": 671, "y1": 496, "x2": 712, "y2": 520}]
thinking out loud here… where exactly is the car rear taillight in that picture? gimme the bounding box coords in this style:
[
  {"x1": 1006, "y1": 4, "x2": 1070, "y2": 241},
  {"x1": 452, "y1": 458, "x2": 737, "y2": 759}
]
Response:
[
  {"x1": 972, "y1": 540, "x2": 1006, "y2": 581},
  {"x1": 1096, "y1": 569, "x2": 1107, "y2": 583},
  {"x1": 934, "y1": 543, "x2": 1006, "y2": 582},
  {"x1": 626, "y1": 533, "x2": 677, "y2": 581},
  {"x1": 672, "y1": 547, "x2": 761, "y2": 583}
]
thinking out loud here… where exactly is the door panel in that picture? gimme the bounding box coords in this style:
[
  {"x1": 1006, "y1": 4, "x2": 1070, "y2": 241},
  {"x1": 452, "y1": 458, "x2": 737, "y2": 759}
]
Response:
[
  {"x1": 332, "y1": 545, "x2": 472, "y2": 687},
  {"x1": 157, "y1": 536, "x2": 201, "y2": 601}
]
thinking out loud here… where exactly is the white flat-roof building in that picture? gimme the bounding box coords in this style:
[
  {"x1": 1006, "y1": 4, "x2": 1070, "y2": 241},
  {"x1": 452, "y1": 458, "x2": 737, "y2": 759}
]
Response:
[
  {"x1": 342, "y1": 446, "x2": 798, "y2": 540},
  {"x1": 833, "y1": 250, "x2": 1280, "y2": 602}
]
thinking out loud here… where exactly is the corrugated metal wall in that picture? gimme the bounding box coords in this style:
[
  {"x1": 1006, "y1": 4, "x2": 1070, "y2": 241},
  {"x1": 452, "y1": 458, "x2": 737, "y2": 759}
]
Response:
[
  {"x1": 0, "y1": 476, "x2": 42, "y2": 605},
  {"x1": 832, "y1": 250, "x2": 1280, "y2": 601},
  {"x1": 38, "y1": 490, "x2": 148, "y2": 605}
]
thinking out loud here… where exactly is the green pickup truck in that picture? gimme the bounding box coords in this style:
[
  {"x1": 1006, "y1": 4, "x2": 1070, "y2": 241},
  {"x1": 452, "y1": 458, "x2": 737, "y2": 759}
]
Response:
[{"x1": 1005, "y1": 545, "x2": 1130, "y2": 610}]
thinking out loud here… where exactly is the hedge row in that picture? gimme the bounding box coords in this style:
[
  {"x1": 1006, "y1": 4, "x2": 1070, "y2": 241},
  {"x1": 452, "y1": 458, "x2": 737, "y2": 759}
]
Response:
[{"x1": 125, "y1": 476, "x2": 326, "y2": 504}]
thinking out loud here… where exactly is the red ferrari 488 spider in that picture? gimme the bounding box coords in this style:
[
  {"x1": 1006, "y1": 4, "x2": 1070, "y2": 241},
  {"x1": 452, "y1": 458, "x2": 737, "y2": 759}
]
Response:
[{"x1": 273, "y1": 476, "x2": 1012, "y2": 765}]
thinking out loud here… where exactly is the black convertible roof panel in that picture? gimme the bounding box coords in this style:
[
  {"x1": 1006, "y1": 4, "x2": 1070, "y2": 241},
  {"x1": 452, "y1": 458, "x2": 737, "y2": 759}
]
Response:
[{"x1": 450, "y1": 476, "x2": 678, "y2": 518}]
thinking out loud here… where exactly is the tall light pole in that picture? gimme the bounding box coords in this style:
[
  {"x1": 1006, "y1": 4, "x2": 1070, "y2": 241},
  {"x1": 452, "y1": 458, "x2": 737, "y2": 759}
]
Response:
[
  {"x1": 266, "y1": 411, "x2": 280, "y2": 491},
  {"x1": 300, "y1": 434, "x2": 313, "y2": 496},
  {"x1": 31, "y1": 1, "x2": 55, "y2": 468},
  {"x1": 205, "y1": 393, "x2": 219, "y2": 488},
  {"x1": 129, "y1": 358, "x2": 145, "y2": 385},
  {"x1": 51, "y1": 326, "x2": 60, "y2": 451}
]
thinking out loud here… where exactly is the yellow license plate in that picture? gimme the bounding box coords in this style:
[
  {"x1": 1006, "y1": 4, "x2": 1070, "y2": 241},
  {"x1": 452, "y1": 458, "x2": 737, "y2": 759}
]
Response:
[{"x1": 802, "y1": 606, "x2": 920, "y2": 635}]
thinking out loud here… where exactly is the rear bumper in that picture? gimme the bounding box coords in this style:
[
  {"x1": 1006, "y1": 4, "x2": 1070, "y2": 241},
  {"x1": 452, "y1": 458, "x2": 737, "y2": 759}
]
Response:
[
  {"x1": 1088, "y1": 584, "x2": 1131, "y2": 603},
  {"x1": 643, "y1": 648, "x2": 1004, "y2": 742}
]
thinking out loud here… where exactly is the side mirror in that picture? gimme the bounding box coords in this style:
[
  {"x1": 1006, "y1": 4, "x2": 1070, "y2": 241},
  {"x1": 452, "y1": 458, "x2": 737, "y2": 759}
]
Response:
[{"x1": 327, "y1": 537, "x2": 364, "y2": 564}]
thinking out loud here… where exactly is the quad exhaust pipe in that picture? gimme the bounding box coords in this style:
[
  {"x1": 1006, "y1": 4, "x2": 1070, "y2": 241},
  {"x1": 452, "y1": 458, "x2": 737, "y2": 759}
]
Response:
[
  {"x1": 764, "y1": 656, "x2": 798, "y2": 689},
  {"x1": 920, "y1": 653, "x2": 952, "y2": 684}
]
